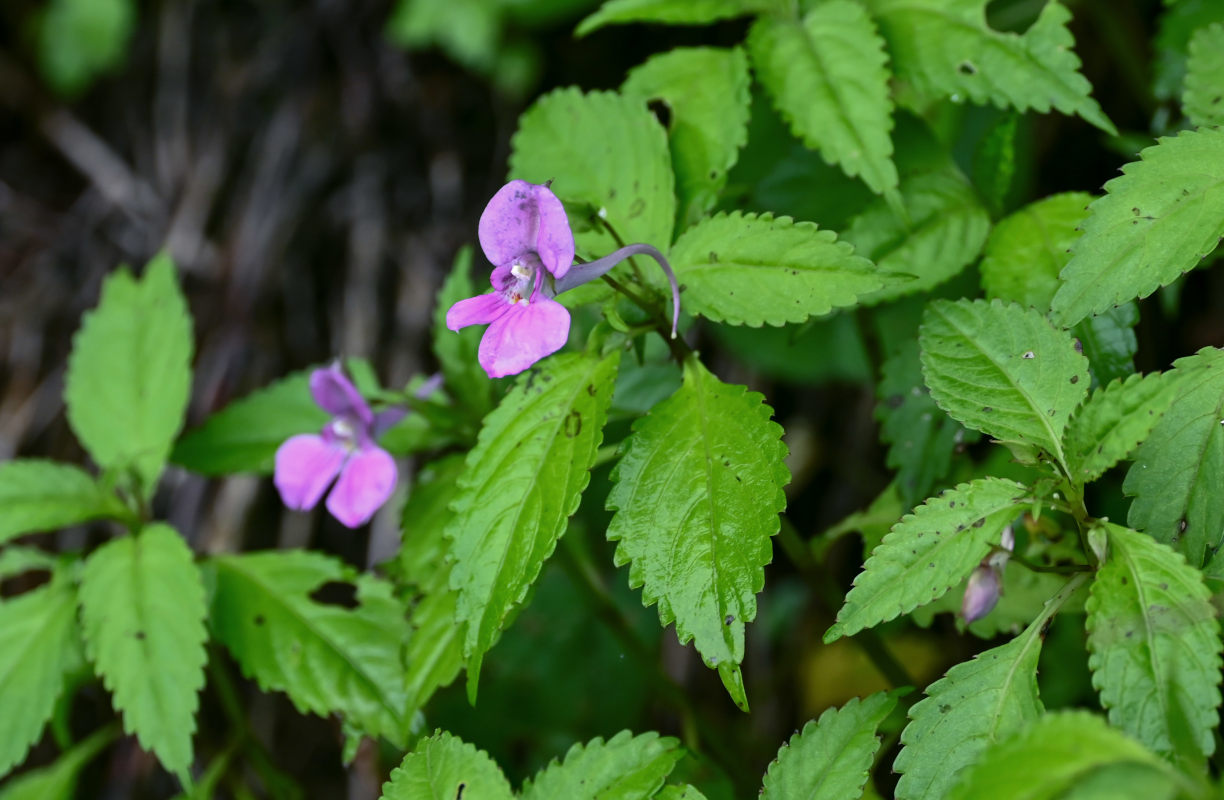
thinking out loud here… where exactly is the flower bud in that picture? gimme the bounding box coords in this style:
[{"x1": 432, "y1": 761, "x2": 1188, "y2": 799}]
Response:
[{"x1": 961, "y1": 564, "x2": 1002, "y2": 624}]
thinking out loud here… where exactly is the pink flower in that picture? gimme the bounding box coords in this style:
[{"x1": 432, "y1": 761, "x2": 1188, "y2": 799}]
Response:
[
  {"x1": 273, "y1": 365, "x2": 397, "y2": 528},
  {"x1": 446, "y1": 180, "x2": 576, "y2": 379}
]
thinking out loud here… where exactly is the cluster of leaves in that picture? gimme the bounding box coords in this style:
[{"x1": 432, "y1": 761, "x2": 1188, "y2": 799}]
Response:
[{"x1": 5, "y1": 0, "x2": 1224, "y2": 797}]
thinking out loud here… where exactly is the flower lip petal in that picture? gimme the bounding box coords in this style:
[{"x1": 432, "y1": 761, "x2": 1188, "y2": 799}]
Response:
[
  {"x1": 274, "y1": 433, "x2": 346, "y2": 511},
  {"x1": 325, "y1": 444, "x2": 397, "y2": 528},
  {"x1": 476, "y1": 296, "x2": 571, "y2": 378},
  {"x1": 310, "y1": 365, "x2": 373, "y2": 426},
  {"x1": 447, "y1": 292, "x2": 511, "y2": 331}
]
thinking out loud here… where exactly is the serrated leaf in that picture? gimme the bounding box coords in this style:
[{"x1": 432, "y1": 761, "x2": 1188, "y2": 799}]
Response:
[
  {"x1": 980, "y1": 192, "x2": 1093, "y2": 310},
  {"x1": 380, "y1": 731, "x2": 513, "y2": 800},
  {"x1": 655, "y1": 786, "x2": 708, "y2": 800},
  {"x1": 845, "y1": 168, "x2": 990, "y2": 304},
  {"x1": 1075, "y1": 303, "x2": 1139, "y2": 387},
  {"x1": 870, "y1": 0, "x2": 1114, "y2": 133},
  {"x1": 1063, "y1": 372, "x2": 1179, "y2": 484},
  {"x1": 1086, "y1": 522, "x2": 1222, "y2": 757},
  {"x1": 946, "y1": 711, "x2": 1181, "y2": 800},
  {"x1": 78, "y1": 524, "x2": 206, "y2": 776},
  {"x1": 622, "y1": 47, "x2": 751, "y2": 228},
  {"x1": 509, "y1": 89, "x2": 674, "y2": 257},
  {"x1": 433, "y1": 246, "x2": 493, "y2": 418},
  {"x1": 665, "y1": 212, "x2": 889, "y2": 326},
  {"x1": 0, "y1": 573, "x2": 81, "y2": 778},
  {"x1": 826, "y1": 477, "x2": 1028, "y2": 642},
  {"x1": 1184, "y1": 23, "x2": 1224, "y2": 127},
  {"x1": 1154, "y1": 1, "x2": 1224, "y2": 102},
  {"x1": 65, "y1": 254, "x2": 193, "y2": 496},
  {"x1": 1124, "y1": 347, "x2": 1224, "y2": 566},
  {"x1": 0, "y1": 725, "x2": 116, "y2": 800},
  {"x1": 748, "y1": 2, "x2": 898, "y2": 201},
  {"x1": 895, "y1": 576, "x2": 1085, "y2": 800},
  {"x1": 1051, "y1": 128, "x2": 1224, "y2": 326},
  {"x1": 607, "y1": 358, "x2": 788, "y2": 709},
  {"x1": 448, "y1": 352, "x2": 619, "y2": 697},
  {"x1": 521, "y1": 730, "x2": 682, "y2": 800},
  {"x1": 761, "y1": 692, "x2": 897, "y2": 800},
  {"x1": 0, "y1": 460, "x2": 126, "y2": 544},
  {"x1": 877, "y1": 340, "x2": 975, "y2": 509},
  {"x1": 171, "y1": 371, "x2": 327, "y2": 475},
  {"x1": 920, "y1": 299, "x2": 1089, "y2": 469},
  {"x1": 207, "y1": 550, "x2": 412, "y2": 745},
  {"x1": 576, "y1": 0, "x2": 769, "y2": 36}
]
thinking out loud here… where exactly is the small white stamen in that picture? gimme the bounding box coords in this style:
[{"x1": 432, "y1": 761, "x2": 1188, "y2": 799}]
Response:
[
  {"x1": 333, "y1": 419, "x2": 354, "y2": 439},
  {"x1": 597, "y1": 207, "x2": 608, "y2": 219},
  {"x1": 510, "y1": 259, "x2": 532, "y2": 281}
]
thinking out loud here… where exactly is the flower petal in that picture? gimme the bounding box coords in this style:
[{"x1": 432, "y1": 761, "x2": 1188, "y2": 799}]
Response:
[
  {"x1": 274, "y1": 434, "x2": 346, "y2": 511},
  {"x1": 310, "y1": 365, "x2": 373, "y2": 426},
  {"x1": 533, "y1": 185, "x2": 575, "y2": 279},
  {"x1": 325, "y1": 445, "x2": 397, "y2": 528},
  {"x1": 446, "y1": 292, "x2": 510, "y2": 331},
  {"x1": 477, "y1": 296, "x2": 571, "y2": 378},
  {"x1": 478, "y1": 181, "x2": 574, "y2": 279}
]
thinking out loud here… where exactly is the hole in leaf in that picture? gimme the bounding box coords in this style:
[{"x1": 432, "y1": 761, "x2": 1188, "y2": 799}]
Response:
[{"x1": 309, "y1": 581, "x2": 359, "y2": 609}]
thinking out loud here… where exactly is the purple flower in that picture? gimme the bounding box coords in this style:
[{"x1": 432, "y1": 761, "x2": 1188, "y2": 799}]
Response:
[
  {"x1": 446, "y1": 180, "x2": 575, "y2": 378},
  {"x1": 961, "y1": 525, "x2": 1016, "y2": 624},
  {"x1": 274, "y1": 365, "x2": 397, "y2": 528}
]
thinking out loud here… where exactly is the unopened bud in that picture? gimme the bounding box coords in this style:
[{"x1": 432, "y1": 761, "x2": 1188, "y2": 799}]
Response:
[{"x1": 962, "y1": 565, "x2": 1002, "y2": 623}]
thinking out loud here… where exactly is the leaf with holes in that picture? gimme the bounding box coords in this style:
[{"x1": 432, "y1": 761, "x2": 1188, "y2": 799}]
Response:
[
  {"x1": 448, "y1": 352, "x2": 618, "y2": 699},
  {"x1": 380, "y1": 731, "x2": 513, "y2": 800},
  {"x1": 0, "y1": 572, "x2": 81, "y2": 779},
  {"x1": 509, "y1": 90, "x2": 674, "y2": 257},
  {"x1": 521, "y1": 731, "x2": 682, "y2": 800},
  {"x1": 1124, "y1": 347, "x2": 1224, "y2": 566},
  {"x1": 825, "y1": 477, "x2": 1028, "y2": 642},
  {"x1": 576, "y1": 0, "x2": 770, "y2": 36},
  {"x1": 607, "y1": 357, "x2": 788, "y2": 709},
  {"x1": 761, "y1": 692, "x2": 898, "y2": 800},
  {"x1": 1086, "y1": 522, "x2": 1221, "y2": 758},
  {"x1": 78, "y1": 524, "x2": 206, "y2": 778},
  {"x1": 895, "y1": 576, "x2": 1084, "y2": 800},
  {"x1": 748, "y1": 1, "x2": 898, "y2": 201},
  {"x1": 1063, "y1": 372, "x2": 1179, "y2": 484},
  {"x1": 0, "y1": 460, "x2": 126, "y2": 545},
  {"x1": 665, "y1": 212, "x2": 890, "y2": 326},
  {"x1": 65, "y1": 253, "x2": 193, "y2": 496},
  {"x1": 870, "y1": 0, "x2": 1114, "y2": 133},
  {"x1": 622, "y1": 47, "x2": 750, "y2": 229},
  {"x1": 207, "y1": 550, "x2": 413, "y2": 745},
  {"x1": 1052, "y1": 128, "x2": 1224, "y2": 326},
  {"x1": 920, "y1": 299, "x2": 1089, "y2": 470},
  {"x1": 1184, "y1": 23, "x2": 1224, "y2": 127}
]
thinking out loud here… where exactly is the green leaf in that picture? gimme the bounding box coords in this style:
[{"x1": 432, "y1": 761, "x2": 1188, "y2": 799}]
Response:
[
  {"x1": 920, "y1": 299, "x2": 1089, "y2": 470},
  {"x1": 1124, "y1": 347, "x2": 1224, "y2": 566},
  {"x1": 448, "y1": 352, "x2": 619, "y2": 697},
  {"x1": 78, "y1": 524, "x2": 206, "y2": 777},
  {"x1": 380, "y1": 731, "x2": 513, "y2": 800},
  {"x1": 509, "y1": 89, "x2": 674, "y2": 257},
  {"x1": 0, "y1": 725, "x2": 117, "y2": 800},
  {"x1": 1063, "y1": 372, "x2": 1179, "y2": 484},
  {"x1": 66, "y1": 253, "x2": 194, "y2": 495},
  {"x1": 971, "y1": 112, "x2": 1019, "y2": 217},
  {"x1": 748, "y1": 2, "x2": 898, "y2": 201},
  {"x1": 1075, "y1": 303, "x2": 1139, "y2": 387},
  {"x1": 521, "y1": 730, "x2": 682, "y2": 800},
  {"x1": 761, "y1": 692, "x2": 898, "y2": 800},
  {"x1": 1051, "y1": 128, "x2": 1224, "y2": 326},
  {"x1": 0, "y1": 573, "x2": 81, "y2": 778},
  {"x1": 171, "y1": 370, "x2": 327, "y2": 475},
  {"x1": 980, "y1": 192, "x2": 1093, "y2": 310},
  {"x1": 607, "y1": 358, "x2": 788, "y2": 709},
  {"x1": 877, "y1": 340, "x2": 975, "y2": 509},
  {"x1": 825, "y1": 477, "x2": 1029, "y2": 642},
  {"x1": 0, "y1": 547, "x2": 59, "y2": 582},
  {"x1": 655, "y1": 787, "x2": 708, "y2": 800},
  {"x1": 0, "y1": 460, "x2": 126, "y2": 544},
  {"x1": 946, "y1": 711, "x2": 1182, "y2": 800},
  {"x1": 666, "y1": 212, "x2": 889, "y2": 326},
  {"x1": 844, "y1": 167, "x2": 990, "y2": 305},
  {"x1": 622, "y1": 47, "x2": 751, "y2": 229},
  {"x1": 1086, "y1": 522, "x2": 1222, "y2": 758},
  {"x1": 433, "y1": 246, "x2": 494, "y2": 418},
  {"x1": 576, "y1": 0, "x2": 770, "y2": 36},
  {"x1": 869, "y1": 0, "x2": 1114, "y2": 133},
  {"x1": 37, "y1": 0, "x2": 135, "y2": 97},
  {"x1": 207, "y1": 550, "x2": 412, "y2": 745},
  {"x1": 1184, "y1": 23, "x2": 1224, "y2": 127},
  {"x1": 895, "y1": 576, "x2": 1085, "y2": 800}
]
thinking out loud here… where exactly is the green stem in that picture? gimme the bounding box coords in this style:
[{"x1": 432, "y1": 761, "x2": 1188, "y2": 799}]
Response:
[{"x1": 1009, "y1": 553, "x2": 1092, "y2": 575}]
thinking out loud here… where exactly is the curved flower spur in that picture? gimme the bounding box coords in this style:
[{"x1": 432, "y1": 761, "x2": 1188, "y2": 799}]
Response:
[{"x1": 447, "y1": 179, "x2": 681, "y2": 378}]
